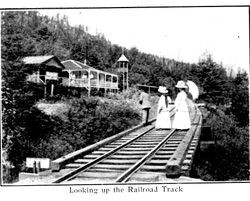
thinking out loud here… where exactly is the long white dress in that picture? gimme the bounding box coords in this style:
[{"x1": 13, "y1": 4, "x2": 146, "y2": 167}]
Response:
[
  {"x1": 172, "y1": 91, "x2": 191, "y2": 129},
  {"x1": 155, "y1": 95, "x2": 172, "y2": 129}
]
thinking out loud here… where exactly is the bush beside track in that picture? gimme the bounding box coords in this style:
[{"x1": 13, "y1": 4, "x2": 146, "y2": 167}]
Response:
[{"x1": 2, "y1": 86, "x2": 158, "y2": 183}]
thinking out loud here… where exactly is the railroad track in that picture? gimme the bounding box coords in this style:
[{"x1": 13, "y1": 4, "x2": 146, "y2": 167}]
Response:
[
  {"x1": 52, "y1": 128, "x2": 192, "y2": 183},
  {"x1": 51, "y1": 105, "x2": 202, "y2": 184}
]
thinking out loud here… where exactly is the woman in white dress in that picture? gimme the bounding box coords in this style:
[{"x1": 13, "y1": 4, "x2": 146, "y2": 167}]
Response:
[
  {"x1": 172, "y1": 80, "x2": 191, "y2": 130},
  {"x1": 155, "y1": 86, "x2": 172, "y2": 130}
]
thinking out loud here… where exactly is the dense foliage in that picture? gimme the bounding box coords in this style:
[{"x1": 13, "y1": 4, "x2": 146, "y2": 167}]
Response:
[
  {"x1": 2, "y1": 92, "x2": 143, "y2": 182},
  {"x1": 191, "y1": 107, "x2": 249, "y2": 180},
  {"x1": 1, "y1": 11, "x2": 249, "y2": 182},
  {"x1": 230, "y1": 71, "x2": 249, "y2": 127}
]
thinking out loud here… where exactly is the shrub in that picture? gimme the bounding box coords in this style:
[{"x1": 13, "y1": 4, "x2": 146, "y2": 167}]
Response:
[
  {"x1": 191, "y1": 108, "x2": 249, "y2": 181},
  {"x1": 106, "y1": 87, "x2": 159, "y2": 121},
  {"x1": 3, "y1": 92, "x2": 144, "y2": 183},
  {"x1": 54, "y1": 96, "x2": 142, "y2": 151}
]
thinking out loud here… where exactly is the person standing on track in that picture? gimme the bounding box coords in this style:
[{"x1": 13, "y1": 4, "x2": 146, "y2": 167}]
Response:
[
  {"x1": 172, "y1": 80, "x2": 191, "y2": 130},
  {"x1": 155, "y1": 86, "x2": 172, "y2": 130},
  {"x1": 139, "y1": 87, "x2": 151, "y2": 126}
]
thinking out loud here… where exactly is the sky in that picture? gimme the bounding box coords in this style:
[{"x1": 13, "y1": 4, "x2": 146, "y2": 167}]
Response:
[{"x1": 39, "y1": 7, "x2": 249, "y2": 74}]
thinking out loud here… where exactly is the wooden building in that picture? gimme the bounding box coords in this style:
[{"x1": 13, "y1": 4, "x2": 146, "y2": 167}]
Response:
[
  {"x1": 61, "y1": 60, "x2": 118, "y2": 95},
  {"x1": 23, "y1": 55, "x2": 65, "y2": 84},
  {"x1": 22, "y1": 55, "x2": 119, "y2": 96},
  {"x1": 23, "y1": 55, "x2": 65, "y2": 96}
]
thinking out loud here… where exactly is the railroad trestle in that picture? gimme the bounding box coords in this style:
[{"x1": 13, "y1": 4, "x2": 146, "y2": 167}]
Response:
[{"x1": 18, "y1": 104, "x2": 203, "y2": 184}]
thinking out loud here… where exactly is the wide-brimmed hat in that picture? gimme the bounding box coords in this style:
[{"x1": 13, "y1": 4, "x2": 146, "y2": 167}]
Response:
[
  {"x1": 175, "y1": 80, "x2": 188, "y2": 88},
  {"x1": 158, "y1": 86, "x2": 168, "y2": 93}
]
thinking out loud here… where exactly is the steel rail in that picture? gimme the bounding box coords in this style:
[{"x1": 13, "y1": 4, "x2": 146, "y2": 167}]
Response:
[
  {"x1": 115, "y1": 129, "x2": 176, "y2": 183},
  {"x1": 53, "y1": 106, "x2": 176, "y2": 183},
  {"x1": 52, "y1": 126, "x2": 154, "y2": 183}
]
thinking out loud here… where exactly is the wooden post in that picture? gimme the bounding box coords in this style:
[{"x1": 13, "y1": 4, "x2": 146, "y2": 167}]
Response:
[
  {"x1": 104, "y1": 73, "x2": 107, "y2": 96},
  {"x1": 44, "y1": 78, "x2": 47, "y2": 98},
  {"x1": 97, "y1": 70, "x2": 99, "y2": 88},
  {"x1": 37, "y1": 161, "x2": 41, "y2": 173},
  {"x1": 116, "y1": 75, "x2": 118, "y2": 90},
  {"x1": 110, "y1": 74, "x2": 112, "y2": 92},
  {"x1": 37, "y1": 70, "x2": 40, "y2": 83},
  {"x1": 88, "y1": 70, "x2": 91, "y2": 97},
  {"x1": 126, "y1": 63, "x2": 129, "y2": 90},
  {"x1": 68, "y1": 70, "x2": 71, "y2": 87},
  {"x1": 33, "y1": 161, "x2": 36, "y2": 173},
  {"x1": 51, "y1": 84, "x2": 54, "y2": 97},
  {"x1": 123, "y1": 62, "x2": 125, "y2": 91}
]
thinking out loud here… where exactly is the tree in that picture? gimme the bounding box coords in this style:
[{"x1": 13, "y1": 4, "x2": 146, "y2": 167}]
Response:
[
  {"x1": 191, "y1": 108, "x2": 249, "y2": 180},
  {"x1": 230, "y1": 71, "x2": 249, "y2": 127},
  {"x1": 197, "y1": 53, "x2": 228, "y2": 105},
  {"x1": 158, "y1": 77, "x2": 176, "y2": 98},
  {"x1": 129, "y1": 72, "x2": 148, "y2": 86},
  {"x1": 129, "y1": 63, "x2": 151, "y2": 85},
  {"x1": 127, "y1": 47, "x2": 140, "y2": 65},
  {"x1": 1, "y1": 12, "x2": 36, "y2": 61},
  {"x1": 1, "y1": 11, "x2": 71, "y2": 62},
  {"x1": 2, "y1": 60, "x2": 45, "y2": 168}
]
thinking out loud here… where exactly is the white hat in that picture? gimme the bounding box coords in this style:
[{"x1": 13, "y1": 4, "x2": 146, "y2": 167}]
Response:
[
  {"x1": 175, "y1": 80, "x2": 188, "y2": 88},
  {"x1": 158, "y1": 86, "x2": 168, "y2": 93}
]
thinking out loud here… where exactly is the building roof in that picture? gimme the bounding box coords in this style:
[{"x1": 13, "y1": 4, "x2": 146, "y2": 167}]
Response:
[
  {"x1": 74, "y1": 61, "x2": 96, "y2": 71},
  {"x1": 62, "y1": 60, "x2": 117, "y2": 76},
  {"x1": 23, "y1": 55, "x2": 54, "y2": 64},
  {"x1": 22, "y1": 55, "x2": 65, "y2": 69},
  {"x1": 117, "y1": 54, "x2": 129, "y2": 62},
  {"x1": 62, "y1": 60, "x2": 83, "y2": 70},
  {"x1": 62, "y1": 60, "x2": 96, "y2": 71}
]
